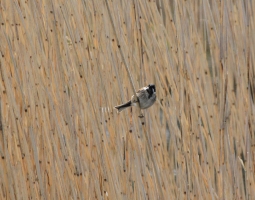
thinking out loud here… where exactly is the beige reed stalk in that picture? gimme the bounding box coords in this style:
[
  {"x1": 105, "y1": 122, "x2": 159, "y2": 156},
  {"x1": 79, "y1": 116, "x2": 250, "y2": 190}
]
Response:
[{"x1": 105, "y1": 1, "x2": 164, "y2": 199}]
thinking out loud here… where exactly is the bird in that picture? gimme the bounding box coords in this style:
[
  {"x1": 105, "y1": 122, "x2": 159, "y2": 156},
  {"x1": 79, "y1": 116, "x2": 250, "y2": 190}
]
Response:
[{"x1": 114, "y1": 84, "x2": 156, "y2": 113}]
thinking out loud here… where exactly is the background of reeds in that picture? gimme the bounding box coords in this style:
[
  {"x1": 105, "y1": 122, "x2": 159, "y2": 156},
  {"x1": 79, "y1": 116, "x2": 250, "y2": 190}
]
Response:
[{"x1": 0, "y1": 0, "x2": 254, "y2": 199}]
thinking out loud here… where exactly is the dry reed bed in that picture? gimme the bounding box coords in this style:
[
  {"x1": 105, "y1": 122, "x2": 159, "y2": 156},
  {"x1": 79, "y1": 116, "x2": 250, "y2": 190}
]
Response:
[{"x1": 0, "y1": 0, "x2": 254, "y2": 199}]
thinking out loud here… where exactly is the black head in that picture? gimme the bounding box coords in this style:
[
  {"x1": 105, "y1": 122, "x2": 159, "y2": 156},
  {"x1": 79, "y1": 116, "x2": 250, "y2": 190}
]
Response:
[
  {"x1": 148, "y1": 84, "x2": 156, "y2": 92},
  {"x1": 147, "y1": 84, "x2": 156, "y2": 98}
]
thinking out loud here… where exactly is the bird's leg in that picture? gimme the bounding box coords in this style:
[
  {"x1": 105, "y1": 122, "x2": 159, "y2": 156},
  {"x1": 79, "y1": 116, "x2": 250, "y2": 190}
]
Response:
[
  {"x1": 135, "y1": 97, "x2": 143, "y2": 118},
  {"x1": 132, "y1": 95, "x2": 144, "y2": 118},
  {"x1": 138, "y1": 108, "x2": 144, "y2": 118}
]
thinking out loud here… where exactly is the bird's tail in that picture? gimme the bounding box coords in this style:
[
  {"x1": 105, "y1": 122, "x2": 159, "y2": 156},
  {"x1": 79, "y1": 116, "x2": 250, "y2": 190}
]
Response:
[{"x1": 114, "y1": 101, "x2": 132, "y2": 113}]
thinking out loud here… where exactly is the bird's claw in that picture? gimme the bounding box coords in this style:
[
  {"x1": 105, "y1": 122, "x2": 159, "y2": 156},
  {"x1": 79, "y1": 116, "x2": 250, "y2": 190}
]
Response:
[{"x1": 138, "y1": 114, "x2": 144, "y2": 118}]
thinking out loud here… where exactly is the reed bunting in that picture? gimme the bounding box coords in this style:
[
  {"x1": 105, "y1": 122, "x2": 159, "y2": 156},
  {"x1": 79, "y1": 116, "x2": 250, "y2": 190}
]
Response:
[{"x1": 114, "y1": 84, "x2": 156, "y2": 113}]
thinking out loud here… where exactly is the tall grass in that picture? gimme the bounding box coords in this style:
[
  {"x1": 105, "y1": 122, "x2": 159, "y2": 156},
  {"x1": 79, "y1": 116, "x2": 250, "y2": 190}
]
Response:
[{"x1": 0, "y1": 0, "x2": 254, "y2": 199}]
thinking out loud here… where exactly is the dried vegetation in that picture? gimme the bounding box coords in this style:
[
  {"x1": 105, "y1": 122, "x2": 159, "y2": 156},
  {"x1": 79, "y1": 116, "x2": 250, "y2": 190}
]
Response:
[{"x1": 0, "y1": 0, "x2": 254, "y2": 199}]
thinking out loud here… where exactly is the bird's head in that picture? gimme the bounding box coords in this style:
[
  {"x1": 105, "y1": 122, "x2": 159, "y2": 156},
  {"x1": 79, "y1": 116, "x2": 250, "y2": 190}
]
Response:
[{"x1": 148, "y1": 84, "x2": 156, "y2": 93}]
